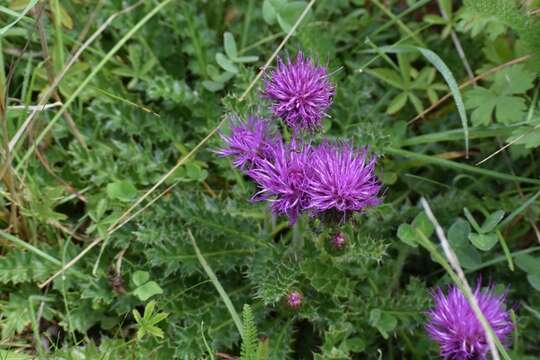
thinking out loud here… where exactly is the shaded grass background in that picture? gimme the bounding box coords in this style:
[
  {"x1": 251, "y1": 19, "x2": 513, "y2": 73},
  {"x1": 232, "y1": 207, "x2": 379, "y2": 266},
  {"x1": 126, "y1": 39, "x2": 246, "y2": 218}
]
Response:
[{"x1": 1, "y1": 0, "x2": 540, "y2": 358}]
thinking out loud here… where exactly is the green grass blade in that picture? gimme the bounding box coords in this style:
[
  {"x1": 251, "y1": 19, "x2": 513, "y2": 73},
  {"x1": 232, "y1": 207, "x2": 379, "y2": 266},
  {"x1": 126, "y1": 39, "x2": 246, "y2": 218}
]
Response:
[
  {"x1": 374, "y1": 45, "x2": 469, "y2": 156},
  {"x1": 188, "y1": 230, "x2": 243, "y2": 337},
  {"x1": 402, "y1": 127, "x2": 514, "y2": 146},
  {"x1": 386, "y1": 147, "x2": 540, "y2": 185},
  {"x1": 0, "y1": 229, "x2": 88, "y2": 281},
  {"x1": 464, "y1": 246, "x2": 540, "y2": 273},
  {"x1": 498, "y1": 189, "x2": 540, "y2": 229},
  {"x1": 415, "y1": 47, "x2": 469, "y2": 157},
  {"x1": 0, "y1": 229, "x2": 61, "y2": 266},
  {"x1": 15, "y1": 0, "x2": 173, "y2": 171},
  {"x1": 0, "y1": 0, "x2": 38, "y2": 36}
]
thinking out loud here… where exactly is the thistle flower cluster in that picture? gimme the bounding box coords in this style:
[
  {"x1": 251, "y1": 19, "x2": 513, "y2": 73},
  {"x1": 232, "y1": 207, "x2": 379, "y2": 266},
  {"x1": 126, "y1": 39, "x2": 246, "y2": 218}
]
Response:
[
  {"x1": 426, "y1": 281, "x2": 513, "y2": 360},
  {"x1": 218, "y1": 51, "x2": 381, "y2": 224}
]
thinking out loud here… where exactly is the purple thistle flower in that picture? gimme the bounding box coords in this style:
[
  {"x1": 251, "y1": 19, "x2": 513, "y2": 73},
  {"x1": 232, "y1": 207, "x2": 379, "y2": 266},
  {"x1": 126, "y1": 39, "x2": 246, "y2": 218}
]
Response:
[
  {"x1": 286, "y1": 291, "x2": 303, "y2": 309},
  {"x1": 216, "y1": 116, "x2": 274, "y2": 169},
  {"x1": 248, "y1": 139, "x2": 312, "y2": 224},
  {"x1": 262, "y1": 52, "x2": 334, "y2": 131},
  {"x1": 426, "y1": 283, "x2": 513, "y2": 360},
  {"x1": 307, "y1": 142, "x2": 381, "y2": 218}
]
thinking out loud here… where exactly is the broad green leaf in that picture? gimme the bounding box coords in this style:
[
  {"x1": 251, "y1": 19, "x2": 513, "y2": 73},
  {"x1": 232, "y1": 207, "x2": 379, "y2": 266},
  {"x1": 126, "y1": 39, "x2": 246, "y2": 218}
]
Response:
[
  {"x1": 495, "y1": 96, "x2": 527, "y2": 124},
  {"x1": 185, "y1": 163, "x2": 208, "y2": 182},
  {"x1": 106, "y1": 180, "x2": 137, "y2": 202},
  {"x1": 397, "y1": 212, "x2": 433, "y2": 248},
  {"x1": 344, "y1": 337, "x2": 366, "y2": 352},
  {"x1": 527, "y1": 273, "x2": 540, "y2": 291},
  {"x1": 507, "y1": 118, "x2": 540, "y2": 148},
  {"x1": 202, "y1": 80, "x2": 225, "y2": 92},
  {"x1": 448, "y1": 219, "x2": 480, "y2": 269},
  {"x1": 492, "y1": 64, "x2": 535, "y2": 95},
  {"x1": 397, "y1": 223, "x2": 418, "y2": 248},
  {"x1": 277, "y1": 1, "x2": 310, "y2": 33},
  {"x1": 223, "y1": 32, "x2": 237, "y2": 59},
  {"x1": 369, "y1": 309, "x2": 397, "y2": 339},
  {"x1": 480, "y1": 210, "x2": 505, "y2": 233},
  {"x1": 448, "y1": 218, "x2": 470, "y2": 246},
  {"x1": 133, "y1": 281, "x2": 163, "y2": 301},
  {"x1": 465, "y1": 87, "x2": 494, "y2": 108},
  {"x1": 469, "y1": 98, "x2": 496, "y2": 126},
  {"x1": 262, "y1": 0, "x2": 277, "y2": 24},
  {"x1": 515, "y1": 254, "x2": 540, "y2": 274},
  {"x1": 454, "y1": 246, "x2": 482, "y2": 270},
  {"x1": 469, "y1": 233, "x2": 498, "y2": 251},
  {"x1": 132, "y1": 270, "x2": 150, "y2": 286},
  {"x1": 412, "y1": 212, "x2": 434, "y2": 238}
]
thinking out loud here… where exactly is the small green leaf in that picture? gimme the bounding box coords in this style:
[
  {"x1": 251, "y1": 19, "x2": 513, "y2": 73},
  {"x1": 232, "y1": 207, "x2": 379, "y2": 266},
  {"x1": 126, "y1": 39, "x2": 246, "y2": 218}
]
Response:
[
  {"x1": 408, "y1": 93, "x2": 424, "y2": 114},
  {"x1": 515, "y1": 254, "x2": 540, "y2": 274},
  {"x1": 133, "y1": 281, "x2": 163, "y2": 301},
  {"x1": 381, "y1": 171, "x2": 397, "y2": 185},
  {"x1": 454, "y1": 246, "x2": 482, "y2": 270},
  {"x1": 423, "y1": 15, "x2": 446, "y2": 25},
  {"x1": 448, "y1": 219, "x2": 481, "y2": 269},
  {"x1": 527, "y1": 273, "x2": 540, "y2": 291},
  {"x1": 397, "y1": 224, "x2": 418, "y2": 248},
  {"x1": 386, "y1": 92, "x2": 408, "y2": 114},
  {"x1": 369, "y1": 68, "x2": 404, "y2": 89},
  {"x1": 469, "y1": 233, "x2": 498, "y2": 251},
  {"x1": 495, "y1": 96, "x2": 527, "y2": 125},
  {"x1": 448, "y1": 218, "x2": 470, "y2": 246},
  {"x1": 412, "y1": 212, "x2": 434, "y2": 238},
  {"x1": 106, "y1": 180, "x2": 137, "y2": 202},
  {"x1": 132, "y1": 270, "x2": 150, "y2": 286},
  {"x1": 185, "y1": 163, "x2": 208, "y2": 182},
  {"x1": 235, "y1": 55, "x2": 259, "y2": 63},
  {"x1": 506, "y1": 118, "x2": 540, "y2": 149},
  {"x1": 369, "y1": 309, "x2": 397, "y2": 339},
  {"x1": 215, "y1": 53, "x2": 238, "y2": 73},
  {"x1": 223, "y1": 32, "x2": 237, "y2": 59},
  {"x1": 262, "y1": 0, "x2": 277, "y2": 24},
  {"x1": 276, "y1": 1, "x2": 310, "y2": 33},
  {"x1": 492, "y1": 64, "x2": 535, "y2": 95},
  {"x1": 344, "y1": 337, "x2": 366, "y2": 352},
  {"x1": 202, "y1": 80, "x2": 225, "y2": 92},
  {"x1": 480, "y1": 210, "x2": 505, "y2": 233},
  {"x1": 133, "y1": 308, "x2": 142, "y2": 323}
]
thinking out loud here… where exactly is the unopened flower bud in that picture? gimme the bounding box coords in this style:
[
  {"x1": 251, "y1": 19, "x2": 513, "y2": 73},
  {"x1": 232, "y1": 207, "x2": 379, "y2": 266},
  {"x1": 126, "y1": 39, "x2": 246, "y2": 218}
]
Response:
[
  {"x1": 331, "y1": 232, "x2": 346, "y2": 249},
  {"x1": 286, "y1": 291, "x2": 303, "y2": 309}
]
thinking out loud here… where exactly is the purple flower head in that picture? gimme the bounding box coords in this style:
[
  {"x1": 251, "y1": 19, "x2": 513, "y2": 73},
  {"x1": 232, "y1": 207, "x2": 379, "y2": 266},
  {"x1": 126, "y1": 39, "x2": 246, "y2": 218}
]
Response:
[
  {"x1": 426, "y1": 282, "x2": 513, "y2": 360},
  {"x1": 286, "y1": 291, "x2": 303, "y2": 309},
  {"x1": 262, "y1": 52, "x2": 334, "y2": 131},
  {"x1": 307, "y1": 142, "x2": 381, "y2": 219},
  {"x1": 217, "y1": 116, "x2": 274, "y2": 169},
  {"x1": 248, "y1": 139, "x2": 312, "y2": 224}
]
